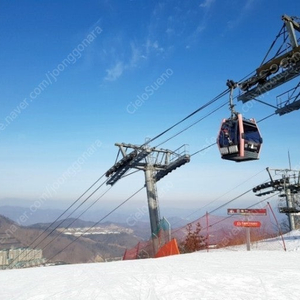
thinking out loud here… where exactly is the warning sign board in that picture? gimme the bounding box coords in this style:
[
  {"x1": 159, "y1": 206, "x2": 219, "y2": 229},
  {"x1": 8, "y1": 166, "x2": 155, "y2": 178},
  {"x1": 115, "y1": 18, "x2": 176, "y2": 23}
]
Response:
[
  {"x1": 233, "y1": 221, "x2": 261, "y2": 227},
  {"x1": 227, "y1": 208, "x2": 267, "y2": 216}
]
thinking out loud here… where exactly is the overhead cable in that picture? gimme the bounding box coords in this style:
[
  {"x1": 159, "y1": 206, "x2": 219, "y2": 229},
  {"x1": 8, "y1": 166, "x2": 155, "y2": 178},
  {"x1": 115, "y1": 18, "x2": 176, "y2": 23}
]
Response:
[{"x1": 46, "y1": 186, "x2": 145, "y2": 263}]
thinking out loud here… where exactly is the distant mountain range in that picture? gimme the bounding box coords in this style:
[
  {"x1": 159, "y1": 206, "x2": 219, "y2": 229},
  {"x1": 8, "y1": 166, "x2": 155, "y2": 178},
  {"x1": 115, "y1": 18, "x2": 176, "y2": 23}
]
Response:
[
  {"x1": 0, "y1": 203, "x2": 289, "y2": 266},
  {"x1": 0, "y1": 204, "x2": 192, "y2": 228},
  {"x1": 0, "y1": 213, "x2": 151, "y2": 265},
  {"x1": 0, "y1": 204, "x2": 194, "y2": 265},
  {"x1": 0, "y1": 204, "x2": 153, "y2": 225}
]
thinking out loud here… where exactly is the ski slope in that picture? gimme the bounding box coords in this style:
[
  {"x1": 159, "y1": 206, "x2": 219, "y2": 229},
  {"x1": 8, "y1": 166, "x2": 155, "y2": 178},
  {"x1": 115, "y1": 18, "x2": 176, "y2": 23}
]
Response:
[{"x1": 1, "y1": 231, "x2": 300, "y2": 300}]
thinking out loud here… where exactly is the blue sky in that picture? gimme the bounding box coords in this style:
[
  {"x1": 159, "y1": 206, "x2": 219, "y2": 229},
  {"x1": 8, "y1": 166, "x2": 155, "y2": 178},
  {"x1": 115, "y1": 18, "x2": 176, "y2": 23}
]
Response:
[{"x1": 1, "y1": 0, "x2": 300, "y2": 218}]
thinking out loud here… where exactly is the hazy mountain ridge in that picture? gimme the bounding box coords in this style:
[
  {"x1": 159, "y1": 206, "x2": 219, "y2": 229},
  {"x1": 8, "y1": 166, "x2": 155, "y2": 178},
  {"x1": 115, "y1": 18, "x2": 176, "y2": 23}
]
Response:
[
  {"x1": 0, "y1": 214, "x2": 144, "y2": 264},
  {"x1": 0, "y1": 205, "x2": 136, "y2": 226}
]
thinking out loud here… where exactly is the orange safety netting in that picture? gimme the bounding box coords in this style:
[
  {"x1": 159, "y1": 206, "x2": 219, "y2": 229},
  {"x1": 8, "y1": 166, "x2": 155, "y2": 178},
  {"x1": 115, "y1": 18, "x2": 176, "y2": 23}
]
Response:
[
  {"x1": 123, "y1": 204, "x2": 287, "y2": 260},
  {"x1": 122, "y1": 242, "x2": 139, "y2": 260},
  {"x1": 123, "y1": 241, "x2": 152, "y2": 260},
  {"x1": 155, "y1": 238, "x2": 180, "y2": 258}
]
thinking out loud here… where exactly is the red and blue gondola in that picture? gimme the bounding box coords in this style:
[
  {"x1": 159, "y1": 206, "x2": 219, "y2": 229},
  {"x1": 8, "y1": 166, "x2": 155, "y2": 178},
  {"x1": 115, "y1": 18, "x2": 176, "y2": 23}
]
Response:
[{"x1": 217, "y1": 113, "x2": 263, "y2": 162}]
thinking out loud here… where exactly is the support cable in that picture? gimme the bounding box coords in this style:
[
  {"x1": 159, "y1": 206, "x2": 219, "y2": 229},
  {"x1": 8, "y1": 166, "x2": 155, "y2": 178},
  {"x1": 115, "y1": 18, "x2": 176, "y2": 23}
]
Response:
[
  {"x1": 143, "y1": 89, "x2": 230, "y2": 147},
  {"x1": 257, "y1": 112, "x2": 276, "y2": 123},
  {"x1": 39, "y1": 185, "x2": 113, "y2": 255},
  {"x1": 204, "y1": 192, "x2": 279, "y2": 230},
  {"x1": 180, "y1": 169, "x2": 266, "y2": 222},
  {"x1": 260, "y1": 24, "x2": 285, "y2": 65},
  {"x1": 252, "y1": 97, "x2": 278, "y2": 109},
  {"x1": 209, "y1": 188, "x2": 253, "y2": 215},
  {"x1": 154, "y1": 101, "x2": 228, "y2": 148},
  {"x1": 8, "y1": 174, "x2": 108, "y2": 267},
  {"x1": 31, "y1": 177, "x2": 109, "y2": 249},
  {"x1": 267, "y1": 201, "x2": 287, "y2": 251},
  {"x1": 45, "y1": 186, "x2": 145, "y2": 263},
  {"x1": 28, "y1": 173, "x2": 107, "y2": 248},
  {"x1": 190, "y1": 143, "x2": 216, "y2": 157}
]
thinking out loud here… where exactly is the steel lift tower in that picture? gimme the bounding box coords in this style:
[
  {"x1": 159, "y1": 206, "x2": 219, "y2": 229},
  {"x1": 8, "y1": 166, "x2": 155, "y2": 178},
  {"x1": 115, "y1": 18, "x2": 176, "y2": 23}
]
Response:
[
  {"x1": 237, "y1": 15, "x2": 300, "y2": 105},
  {"x1": 105, "y1": 142, "x2": 190, "y2": 253},
  {"x1": 253, "y1": 167, "x2": 300, "y2": 231}
]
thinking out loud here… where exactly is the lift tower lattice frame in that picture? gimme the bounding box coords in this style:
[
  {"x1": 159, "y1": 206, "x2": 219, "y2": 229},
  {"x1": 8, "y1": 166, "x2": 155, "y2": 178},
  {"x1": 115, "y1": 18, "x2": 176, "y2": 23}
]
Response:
[{"x1": 253, "y1": 167, "x2": 300, "y2": 231}]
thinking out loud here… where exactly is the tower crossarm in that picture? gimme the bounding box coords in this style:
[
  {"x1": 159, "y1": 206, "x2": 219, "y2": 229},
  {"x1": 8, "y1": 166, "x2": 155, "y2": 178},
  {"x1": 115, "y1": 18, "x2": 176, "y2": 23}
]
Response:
[
  {"x1": 105, "y1": 149, "x2": 137, "y2": 177},
  {"x1": 106, "y1": 143, "x2": 152, "y2": 185},
  {"x1": 275, "y1": 81, "x2": 300, "y2": 115},
  {"x1": 154, "y1": 154, "x2": 190, "y2": 183}
]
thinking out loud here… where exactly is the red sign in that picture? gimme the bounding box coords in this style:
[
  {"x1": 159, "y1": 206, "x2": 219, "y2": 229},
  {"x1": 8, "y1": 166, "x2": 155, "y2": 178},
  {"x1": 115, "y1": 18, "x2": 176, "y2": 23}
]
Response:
[
  {"x1": 227, "y1": 208, "x2": 267, "y2": 216},
  {"x1": 234, "y1": 221, "x2": 261, "y2": 228}
]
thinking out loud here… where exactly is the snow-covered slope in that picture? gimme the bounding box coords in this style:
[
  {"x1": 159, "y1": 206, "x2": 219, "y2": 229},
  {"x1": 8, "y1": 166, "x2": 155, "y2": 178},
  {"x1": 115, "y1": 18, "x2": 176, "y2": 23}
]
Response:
[
  {"x1": 1, "y1": 230, "x2": 300, "y2": 300},
  {"x1": 224, "y1": 229, "x2": 300, "y2": 252}
]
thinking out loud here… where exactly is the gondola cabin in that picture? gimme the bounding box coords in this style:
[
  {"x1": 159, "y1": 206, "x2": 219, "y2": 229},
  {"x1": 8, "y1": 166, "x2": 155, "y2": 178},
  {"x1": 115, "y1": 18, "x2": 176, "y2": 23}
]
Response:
[{"x1": 217, "y1": 114, "x2": 262, "y2": 162}]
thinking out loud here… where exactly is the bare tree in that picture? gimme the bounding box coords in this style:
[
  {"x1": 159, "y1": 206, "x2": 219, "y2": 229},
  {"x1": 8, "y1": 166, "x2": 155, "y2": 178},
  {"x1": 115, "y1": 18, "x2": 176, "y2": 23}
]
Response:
[{"x1": 180, "y1": 222, "x2": 206, "y2": 253}]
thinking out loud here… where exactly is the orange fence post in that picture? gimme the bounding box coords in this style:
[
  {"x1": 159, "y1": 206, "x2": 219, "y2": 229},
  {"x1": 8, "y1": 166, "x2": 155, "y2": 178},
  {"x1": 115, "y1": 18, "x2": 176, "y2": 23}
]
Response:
[{"x1": 267, "y1": 202, "x2": 287, "y2": 251}]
